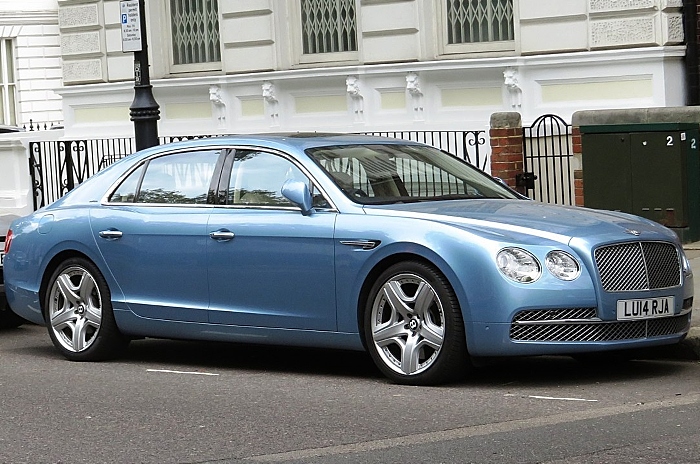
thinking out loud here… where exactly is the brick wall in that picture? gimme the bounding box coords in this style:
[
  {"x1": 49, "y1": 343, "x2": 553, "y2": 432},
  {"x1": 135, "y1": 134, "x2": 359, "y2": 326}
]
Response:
[
  {"x1": 489, "y1": 112, "x2": 526, "y2": 195},
  {"x1": 572, "y1": 127, "x2": 584, "y2": 206}
]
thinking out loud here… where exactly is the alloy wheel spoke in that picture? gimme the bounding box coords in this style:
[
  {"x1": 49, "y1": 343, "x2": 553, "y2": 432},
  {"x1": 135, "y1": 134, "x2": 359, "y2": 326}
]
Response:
[
  {"x1": 51, "y1": 307, "x2": 77, "y2": 330},
  {"x1": 413, "y1": 282, "x2": 436, "y2": 317},
  {"x1": 373, "y1": 320, "x2": 409, "y2": 346},
  {"x1": 72, "y1": 317, "x2": 90, "y2": 352},
  {"x1": 84, "y1": 303, "x2": 102, "y2": 327},
  {"x1": 400, "y1": 334, "x2": 421, "y2": 374},
  {"x1": 383, "y1": 281, "x2": 414, "y2": 319},
  {"x1": 418, "y1": 321, "x2": 444, "y2": 350},
  {"x1": 78, "y1": 272, "x2": 96, "y2": 303},
  {"x1": 56, "y1": 274, "x2": 81, "y2": 306}
]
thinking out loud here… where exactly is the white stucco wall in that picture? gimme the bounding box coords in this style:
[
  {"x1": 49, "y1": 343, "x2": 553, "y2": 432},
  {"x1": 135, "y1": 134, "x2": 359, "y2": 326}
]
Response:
[
  {"x1": 0, "y1": 135, "x2": 36, "y2": 220},
  {"x1": 0, "y1": 0, "x2": 690, "y2": 217},
  {"x1": 0, "y1": 0, "x2": 63, "y2": 127},
  {"x1": 52, "y1": 0, "x2": 686, "y2": 141}
]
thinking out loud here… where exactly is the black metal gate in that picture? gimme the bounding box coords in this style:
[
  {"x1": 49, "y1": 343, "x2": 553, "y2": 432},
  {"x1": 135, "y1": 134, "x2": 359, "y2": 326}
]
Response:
[
  {"x1": 29, "y1": 139, "x2": 135, "y2": 209},
  {"x1": 521, "y1": 114, "x2": 575, "y2": 205}
]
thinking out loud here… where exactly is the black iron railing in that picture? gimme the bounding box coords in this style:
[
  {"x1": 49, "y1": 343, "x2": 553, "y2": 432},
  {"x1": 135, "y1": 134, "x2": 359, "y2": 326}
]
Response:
[{"x1": 29, "y1": 130, "x2": 488, "y2": 210}]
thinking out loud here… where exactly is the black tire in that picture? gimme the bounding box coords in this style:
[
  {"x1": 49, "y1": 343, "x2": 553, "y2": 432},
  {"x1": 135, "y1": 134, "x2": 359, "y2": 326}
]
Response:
[
  {"x1": 0, "y1": 293, "x2": 25, "y2": 329},
  {"x1": 44, "y1": 257, "x2": 129, "y2": 361},
  {"x1": 363, "y1": 261, "x2": 469, "y2": 385}
]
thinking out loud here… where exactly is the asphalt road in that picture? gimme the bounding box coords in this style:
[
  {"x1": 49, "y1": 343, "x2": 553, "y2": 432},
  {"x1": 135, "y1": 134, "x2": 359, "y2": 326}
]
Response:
[{"x1": 1, "y1": 324, "x2": 699, "y2": 464}]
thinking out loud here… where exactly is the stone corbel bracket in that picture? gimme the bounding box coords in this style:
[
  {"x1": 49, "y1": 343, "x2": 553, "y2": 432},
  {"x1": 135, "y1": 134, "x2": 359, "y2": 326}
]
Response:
[
  {"x1": 406, "y1": 72, "x2": 424, "y2": 120},
  {"x1": 262, "y1": 81, "x2": 280, "y2": 127},
  {"x1": 346, "y1": 75, "x2": 364, "y2": 122}
]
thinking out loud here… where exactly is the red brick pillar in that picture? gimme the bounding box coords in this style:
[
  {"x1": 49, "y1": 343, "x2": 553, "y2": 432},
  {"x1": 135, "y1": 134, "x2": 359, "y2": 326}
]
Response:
[
  {"x1": 489, "y1": 112, "x2": 525, "y2": 195},
  {"x1": 572, "y1": 126, "x2": 584, "y2": 206}
]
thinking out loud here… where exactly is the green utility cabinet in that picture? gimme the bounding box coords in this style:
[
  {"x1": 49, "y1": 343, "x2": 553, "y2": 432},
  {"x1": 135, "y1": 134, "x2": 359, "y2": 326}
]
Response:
[{"x1": 581, "y1": 123, "x2": 700, "y2": 243}]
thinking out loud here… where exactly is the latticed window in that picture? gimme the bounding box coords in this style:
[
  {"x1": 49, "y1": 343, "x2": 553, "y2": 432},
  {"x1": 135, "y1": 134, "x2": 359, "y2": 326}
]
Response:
[
  {"x1": 0, "y1": 38, "x2": 17, "y2": 126},
  {"x1": 301, "y1": 0, "x2": 357, "y2": 54},
  {"x1": 170, "y1": 0, "x2": 221, "y2": 65},
  {"x1": 447, "y1": 0, "x2": 514, "y2": 44}
]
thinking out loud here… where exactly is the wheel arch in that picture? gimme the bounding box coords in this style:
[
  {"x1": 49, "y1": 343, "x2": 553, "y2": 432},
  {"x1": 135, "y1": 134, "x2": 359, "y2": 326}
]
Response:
[
  {"x1": 356, "y1": 252, "x2": 461, "y2": 351},
  {"x1": 38, "y1": 250, "x2": 99, "y2": 320}
]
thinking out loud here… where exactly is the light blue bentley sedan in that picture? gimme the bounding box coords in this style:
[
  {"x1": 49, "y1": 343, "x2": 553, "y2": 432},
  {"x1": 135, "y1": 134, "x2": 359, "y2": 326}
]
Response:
[{"x1": 3, "y1": 134, "x2": 694, "y2": 384}]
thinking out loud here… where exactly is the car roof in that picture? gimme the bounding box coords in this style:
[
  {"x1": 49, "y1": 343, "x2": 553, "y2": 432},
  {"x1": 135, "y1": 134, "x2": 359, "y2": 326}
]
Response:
[{"x1": 146, "y1": 133, "x2": 426, "y2": 155}]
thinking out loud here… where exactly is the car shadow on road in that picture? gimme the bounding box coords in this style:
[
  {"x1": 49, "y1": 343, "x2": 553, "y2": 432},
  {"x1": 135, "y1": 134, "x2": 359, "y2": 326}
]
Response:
[
  {"x1": 3, "y1": 325, "x2": 690, "y2": 386},
  {"x1": 121, "y1": 337, "x2": 689, "y2": 387},
  {"x1": 461, "y1": 354, "x2": 688, "y2": 388},
  {"x1": 123, "y1": 337, "x2": 384, "y2": 380}
]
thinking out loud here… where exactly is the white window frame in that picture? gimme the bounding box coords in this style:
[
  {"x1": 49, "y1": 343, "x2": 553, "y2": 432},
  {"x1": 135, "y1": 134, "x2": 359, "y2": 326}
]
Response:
[
  {"x1": 0, "y1": 38, "x2": 18, "y2": 126},
  {"x1": 292, "y1": 0, "x2": 361, "y2": 66},
  {"x1": 165, "y1": 0, "x2": 222, "y2": 74},
  {"x1": 437, "y1": 0, "x2": 517, "y2": 56}
]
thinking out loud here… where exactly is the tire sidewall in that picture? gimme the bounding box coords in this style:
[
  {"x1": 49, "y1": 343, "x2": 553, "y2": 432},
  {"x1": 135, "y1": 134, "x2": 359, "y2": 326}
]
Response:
[
  {"x1": 363, "y1": 261, "x2": 467, "y2": 385},
  {"x1": 44, "y1": 257, "x2": 126, "y2": 361}
]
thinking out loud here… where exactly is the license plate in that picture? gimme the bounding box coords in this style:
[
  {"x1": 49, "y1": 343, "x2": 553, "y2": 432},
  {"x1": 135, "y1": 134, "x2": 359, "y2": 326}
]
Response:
[
  {"x1": 616, "y1": 296, "x2": 674, "y2": 320},
  {"x1": 0, "y1": 250, "x2": 4, "y2": 267}
]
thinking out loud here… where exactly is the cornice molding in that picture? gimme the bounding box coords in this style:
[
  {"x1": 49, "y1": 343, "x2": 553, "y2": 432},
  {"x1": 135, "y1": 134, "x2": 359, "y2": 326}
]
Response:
[
  {"x1": 0, "y1": 10, "x2": 59, "y2": 25},
  {"x1": 55, "y1": 46, "x2": 687, "y2": 97}
]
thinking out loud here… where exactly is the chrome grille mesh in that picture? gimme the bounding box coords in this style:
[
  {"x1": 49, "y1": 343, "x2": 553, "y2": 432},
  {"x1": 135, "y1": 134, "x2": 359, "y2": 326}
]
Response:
[
  {"x1": 595, "y1": 242, "x2": 680, "y2": 292},
  {"x1": 643, "y1": 242, "x2": 682, "y2": 289},
  {"x1": 513, "y1": 308, "x2": 597, "y2": 322},
  {"x1": 510, "y1": 311, "x2": 690, "y2": 342}
]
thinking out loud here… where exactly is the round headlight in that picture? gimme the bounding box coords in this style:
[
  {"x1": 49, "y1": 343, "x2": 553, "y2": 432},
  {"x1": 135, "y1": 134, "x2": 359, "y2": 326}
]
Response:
[
  {"x1": 545, "y1": 251, "x2": 581, "y2": 281},
  {"x1": 497, "y1": 248, "x2": 541, "y2": 283},
  {"x1": 682, "y1": 252, "x2": 693, "y2": 278}
]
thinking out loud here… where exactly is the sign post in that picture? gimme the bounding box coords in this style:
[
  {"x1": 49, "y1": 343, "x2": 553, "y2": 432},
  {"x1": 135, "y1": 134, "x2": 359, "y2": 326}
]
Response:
[{"x1": 120, "y1": 0, "x2": 159, "y2": 151}]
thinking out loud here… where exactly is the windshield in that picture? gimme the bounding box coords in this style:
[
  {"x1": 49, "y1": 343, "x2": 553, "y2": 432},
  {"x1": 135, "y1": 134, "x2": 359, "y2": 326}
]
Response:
[{"x1": 306, "y1": 144, "x2": 519, "y2": 204}]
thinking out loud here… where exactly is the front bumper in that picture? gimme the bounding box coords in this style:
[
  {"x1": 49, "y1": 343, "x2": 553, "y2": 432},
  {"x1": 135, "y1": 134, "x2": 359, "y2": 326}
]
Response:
[{"x1": 468, "y1": 308, "x2": 692, "y2": 357}]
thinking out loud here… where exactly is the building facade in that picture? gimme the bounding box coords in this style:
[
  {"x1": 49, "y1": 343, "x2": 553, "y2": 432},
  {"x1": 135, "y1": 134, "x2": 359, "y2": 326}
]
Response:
[
  {"x1": 0, "y1": 0, "x2": 62, "y2": 128},
  {"x1": 54, "y1": 0, "x2": 686, "y2": 140}
]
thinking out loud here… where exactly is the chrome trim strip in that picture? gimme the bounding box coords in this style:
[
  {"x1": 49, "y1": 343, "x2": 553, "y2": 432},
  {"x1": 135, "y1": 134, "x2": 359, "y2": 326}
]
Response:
[
  {"x1": 513, "y1": 318, "x2": 603, "y2": 325},
  {"x1": 339, "y1": 239, "x2": 380, "y2": 250},
  {"x1": 100, "y1": 144, "x2": 339, "y2": 212}
]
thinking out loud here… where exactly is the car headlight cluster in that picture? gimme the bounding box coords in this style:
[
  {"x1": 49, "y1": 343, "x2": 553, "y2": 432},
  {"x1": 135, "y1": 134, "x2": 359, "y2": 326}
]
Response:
[
  {"x1": 497, "y1": 248, "x2": 580, "y2": 284},
  {"x1": 681, "y1": 252, "x2": 693, "y2": 278}
]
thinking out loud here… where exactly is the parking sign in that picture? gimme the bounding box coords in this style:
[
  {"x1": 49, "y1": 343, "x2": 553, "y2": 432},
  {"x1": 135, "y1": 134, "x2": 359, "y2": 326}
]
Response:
[{"x1": 120, "y1": 0, "x2": 142, "y2": 52}]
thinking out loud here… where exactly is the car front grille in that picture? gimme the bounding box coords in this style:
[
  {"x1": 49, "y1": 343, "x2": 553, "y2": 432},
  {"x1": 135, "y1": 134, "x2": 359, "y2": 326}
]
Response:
[
  {"x1": 510, "y1": 309, "x2": 691, "y2": 342},
  {"x1": 594, "y1": 241, "x2": 681, "y2": 292}
]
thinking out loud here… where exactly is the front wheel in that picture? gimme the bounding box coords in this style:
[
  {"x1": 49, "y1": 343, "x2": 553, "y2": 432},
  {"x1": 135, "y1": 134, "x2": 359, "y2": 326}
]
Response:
[
  {"x1": 364, "y1": 261, "x2": 469, "y2": 385},
  {"x1": 44, "y1": 257, "x2": 129, "y2": 361}
]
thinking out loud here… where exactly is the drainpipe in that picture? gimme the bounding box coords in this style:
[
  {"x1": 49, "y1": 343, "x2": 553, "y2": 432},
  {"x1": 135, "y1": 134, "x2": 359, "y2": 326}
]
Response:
[{"x1": 685, "y1": 0, "x2": 699, "y2": 105}]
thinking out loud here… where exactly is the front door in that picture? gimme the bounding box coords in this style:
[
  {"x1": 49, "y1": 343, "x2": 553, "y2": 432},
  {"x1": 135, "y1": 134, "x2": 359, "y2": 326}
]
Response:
[{"x1": 207, "y1": 149, "x2": 337, "y2": 330}]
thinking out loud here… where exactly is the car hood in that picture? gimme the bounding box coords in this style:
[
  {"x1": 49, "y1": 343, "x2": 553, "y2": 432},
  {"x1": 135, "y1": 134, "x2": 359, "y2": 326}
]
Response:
[{"x1": 363, "y1": 199, "x2": 677, "y2": 246}]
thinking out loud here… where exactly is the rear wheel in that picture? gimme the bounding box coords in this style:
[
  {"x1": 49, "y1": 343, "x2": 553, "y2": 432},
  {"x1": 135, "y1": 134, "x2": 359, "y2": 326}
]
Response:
[
  {"x1": 364, "y1": 261, "x2": 469, "y2": 385},
  {"x1": 44, "y1": 257, "x2": 129, "y2": 361}
]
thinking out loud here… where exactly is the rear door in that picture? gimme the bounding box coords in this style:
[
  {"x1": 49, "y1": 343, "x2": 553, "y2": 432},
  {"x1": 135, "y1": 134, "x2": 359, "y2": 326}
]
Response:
[{"x1": 91, "y1": 148, "x2": 224, "y2": 322}]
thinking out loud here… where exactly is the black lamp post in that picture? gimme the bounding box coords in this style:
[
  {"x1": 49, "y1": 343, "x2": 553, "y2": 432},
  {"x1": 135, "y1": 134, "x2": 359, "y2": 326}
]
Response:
[{"x1": 123, "y1": 0, "x2": 160, "y2": 150}]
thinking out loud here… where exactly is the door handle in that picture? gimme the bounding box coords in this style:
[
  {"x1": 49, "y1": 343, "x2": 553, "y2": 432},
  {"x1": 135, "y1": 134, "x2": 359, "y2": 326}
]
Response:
[
  {"x1": 210, "y1": 230, "x2": 235, "y2": 241},
  {"x1": 99, "y1": 230, "x2": 123, "y2": 240}
]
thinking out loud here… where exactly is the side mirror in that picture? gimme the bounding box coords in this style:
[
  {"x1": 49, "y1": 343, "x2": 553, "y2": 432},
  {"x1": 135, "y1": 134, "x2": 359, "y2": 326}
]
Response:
[{"x1": 281, "y1": 179, "x2": 313, "y2": 216}]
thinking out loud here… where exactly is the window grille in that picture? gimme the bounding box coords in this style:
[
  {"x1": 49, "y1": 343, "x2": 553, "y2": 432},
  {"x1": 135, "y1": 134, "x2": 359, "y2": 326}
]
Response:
[
  {"x1": 446, "y1": 0, "x2": 514, "y2": 44},
  {"x1": 170, "y1": 0, "x2": 221, "y2": 65},
  {"x1": 0, "y1": 38, "x2": 17, "y2": 126},
  {"x1": 301, "y1": 0, "x2": 357, "y2": 54}
]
